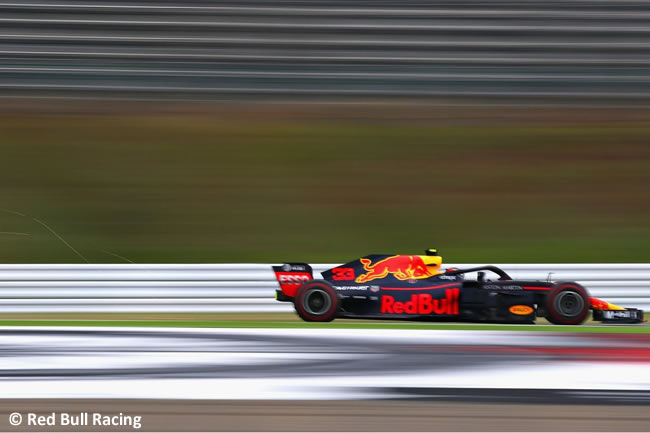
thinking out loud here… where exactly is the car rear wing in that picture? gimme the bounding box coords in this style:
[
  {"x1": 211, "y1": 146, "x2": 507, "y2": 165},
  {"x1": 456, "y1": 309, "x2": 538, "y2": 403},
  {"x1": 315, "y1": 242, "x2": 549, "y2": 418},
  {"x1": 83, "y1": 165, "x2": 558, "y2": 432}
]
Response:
[{"x1": 272, "y1": 263, "x2": 313, "y2": 298}]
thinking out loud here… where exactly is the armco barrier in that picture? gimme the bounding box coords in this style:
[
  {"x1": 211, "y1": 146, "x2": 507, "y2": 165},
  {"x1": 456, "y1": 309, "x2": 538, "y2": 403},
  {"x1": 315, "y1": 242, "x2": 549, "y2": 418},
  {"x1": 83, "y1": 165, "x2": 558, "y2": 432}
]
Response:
[
  {"x1": 0, "y1": 264, "x2": 648, "y2": 312},
  {"x1": 3, "y1": 0, "x2": 650, "y2": 101}
]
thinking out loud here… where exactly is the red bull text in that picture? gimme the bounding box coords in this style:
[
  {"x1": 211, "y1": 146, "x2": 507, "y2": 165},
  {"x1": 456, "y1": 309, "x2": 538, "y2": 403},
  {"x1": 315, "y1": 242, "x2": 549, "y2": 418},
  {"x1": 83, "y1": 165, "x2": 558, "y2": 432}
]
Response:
[{"x1": 380, "y1": 288, "x2": 460, "y2": 315}]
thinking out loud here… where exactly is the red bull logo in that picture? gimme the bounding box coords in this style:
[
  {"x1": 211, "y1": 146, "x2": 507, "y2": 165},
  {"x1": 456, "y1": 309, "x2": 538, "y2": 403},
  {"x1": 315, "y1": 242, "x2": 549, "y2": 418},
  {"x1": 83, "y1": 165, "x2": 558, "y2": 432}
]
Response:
[
  {"x1": 355, "y1": 255, "x2": 437, "y2": 283},
  {"x1": 380, "y1": 288, "x2": 459, "y2": 315}
]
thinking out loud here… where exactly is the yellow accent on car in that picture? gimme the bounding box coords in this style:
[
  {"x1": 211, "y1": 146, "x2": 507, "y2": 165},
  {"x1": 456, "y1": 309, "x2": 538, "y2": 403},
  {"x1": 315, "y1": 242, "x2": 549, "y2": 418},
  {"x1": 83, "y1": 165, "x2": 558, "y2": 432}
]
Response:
[
  {"x1": 420, "y1": 254, "x2": 443, "y2": 274},
  {"x1": 509, "y1": 305, "x2": 534, "y2": 315}
]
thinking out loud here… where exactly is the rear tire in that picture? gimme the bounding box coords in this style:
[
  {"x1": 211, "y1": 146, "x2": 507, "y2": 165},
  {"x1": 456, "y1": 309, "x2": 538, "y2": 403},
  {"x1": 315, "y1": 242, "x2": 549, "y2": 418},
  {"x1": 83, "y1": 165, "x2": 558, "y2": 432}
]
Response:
[
  {"x1": 545, "y1": 283, "x2": 590, "y2": 325},
  {"x1": 294, "y1": 280, "x2": 339, "y2": 322}
]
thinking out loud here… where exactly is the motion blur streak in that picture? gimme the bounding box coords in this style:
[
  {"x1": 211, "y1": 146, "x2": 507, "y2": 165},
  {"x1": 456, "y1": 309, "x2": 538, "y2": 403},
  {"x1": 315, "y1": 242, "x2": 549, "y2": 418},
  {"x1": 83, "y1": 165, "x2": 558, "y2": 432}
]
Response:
[
  {"x1": 1, "y1": 0, "x2": 649, "y2": 101},
  {"x1": 1, "y1": 327, "x2": 650, "y2": 401}
]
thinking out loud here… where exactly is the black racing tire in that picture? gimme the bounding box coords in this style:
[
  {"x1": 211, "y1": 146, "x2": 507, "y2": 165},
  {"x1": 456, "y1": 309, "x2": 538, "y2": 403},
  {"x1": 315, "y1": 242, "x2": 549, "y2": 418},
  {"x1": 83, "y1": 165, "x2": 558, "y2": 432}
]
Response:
[
  {"x1": 545, "y1": 283, "x2": 590, "y2": 325},
  {"x1": 294, "y1": 280, "x2": 339, "y2": 322}
]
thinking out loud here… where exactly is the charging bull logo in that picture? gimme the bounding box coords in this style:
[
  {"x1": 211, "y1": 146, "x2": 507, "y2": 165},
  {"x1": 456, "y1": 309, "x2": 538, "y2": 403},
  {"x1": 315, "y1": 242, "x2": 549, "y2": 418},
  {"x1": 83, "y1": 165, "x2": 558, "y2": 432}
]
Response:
[
  {"x1": 356, "y1": 255, "x2": 436, "y2": 283},
  {"x1": 381, "y1": 288, "x2": 460, "y2": 315}
]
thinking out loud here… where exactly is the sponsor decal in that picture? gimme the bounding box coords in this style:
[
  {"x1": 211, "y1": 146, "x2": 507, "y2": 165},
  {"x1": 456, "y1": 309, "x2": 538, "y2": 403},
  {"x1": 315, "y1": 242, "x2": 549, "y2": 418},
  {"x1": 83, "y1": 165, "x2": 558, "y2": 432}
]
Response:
[
  {"x1": 276, "y1": 273, "x2": 310, "y2": 285},
  {"x1": 603, "y1": 310, "x2": 634, "y2": 319},
  {"x1": 370, "y1": 286, "x2": 380, "y2": 293},
  {"x1": 282, "y1": 264, "x2": 307, "y2": 272},
  {"x1": 484, "y1": 284, "x2": 522, "y2": 291},
  {"x1": 380, "y1": 288, "x2": 459, "y2": 315},
  {"x1": 334, "y1": 286, "x2": 370, "y2": 291},
  {"x1": 509, "y1": 305, "x2": 534, "y2": 315},
  {"x1": 356, "y1": 255, "x2": 436, "y2": 283},
  {"x1": 438, "y1": 275, "x2": 457, "y2": 280},
  {"x1": 274, "y1": 271, "x2": 312, "y2": 297}
]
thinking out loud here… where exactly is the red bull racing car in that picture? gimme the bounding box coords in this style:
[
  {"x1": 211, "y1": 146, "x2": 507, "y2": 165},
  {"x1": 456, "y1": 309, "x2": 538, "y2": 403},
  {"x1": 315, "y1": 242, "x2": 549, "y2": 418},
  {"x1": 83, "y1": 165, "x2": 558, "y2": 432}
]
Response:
[{"x1": 273, "y1": 249, "x2": 644, "y2": 325}]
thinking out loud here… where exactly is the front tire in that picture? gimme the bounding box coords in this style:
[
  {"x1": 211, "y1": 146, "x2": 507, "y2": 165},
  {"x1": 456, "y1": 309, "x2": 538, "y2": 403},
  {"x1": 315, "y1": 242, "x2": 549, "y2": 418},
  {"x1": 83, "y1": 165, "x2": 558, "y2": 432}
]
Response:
[
  {"x1": 294, "y1": 280, "x2": 339, "y2": 322},
  {"x1": 545, "y1": 283, "x2": 590, "y2": 325}
]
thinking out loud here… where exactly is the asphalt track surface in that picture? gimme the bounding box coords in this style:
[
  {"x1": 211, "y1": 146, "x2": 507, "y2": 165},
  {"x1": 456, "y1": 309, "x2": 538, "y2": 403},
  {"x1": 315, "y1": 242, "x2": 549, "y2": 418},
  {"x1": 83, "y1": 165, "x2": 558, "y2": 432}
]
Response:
[
  {"x1": 1, "y1": 327, "x2": 650, "y2": 431},
  {"x1": 1, "y1": 327, "x2": 650, "y2": 400},
  {"x1": 2, "y1": 0, "x2": 650, "y2": 102}
]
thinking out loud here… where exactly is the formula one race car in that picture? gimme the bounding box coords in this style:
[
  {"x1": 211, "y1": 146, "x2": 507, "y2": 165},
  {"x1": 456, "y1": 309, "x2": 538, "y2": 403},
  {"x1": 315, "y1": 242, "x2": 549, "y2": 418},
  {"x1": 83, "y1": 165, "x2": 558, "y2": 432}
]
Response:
[{"x1": 273, "y1": 249, "x2": 644, "y2": 325}]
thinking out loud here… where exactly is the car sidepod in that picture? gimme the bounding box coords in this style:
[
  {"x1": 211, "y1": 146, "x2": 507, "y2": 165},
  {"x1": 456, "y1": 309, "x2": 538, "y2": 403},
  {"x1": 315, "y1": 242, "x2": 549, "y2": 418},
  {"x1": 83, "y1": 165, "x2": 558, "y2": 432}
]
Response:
[{"x1": 457, "y1": 282, "x2": 538, "y2": 323}]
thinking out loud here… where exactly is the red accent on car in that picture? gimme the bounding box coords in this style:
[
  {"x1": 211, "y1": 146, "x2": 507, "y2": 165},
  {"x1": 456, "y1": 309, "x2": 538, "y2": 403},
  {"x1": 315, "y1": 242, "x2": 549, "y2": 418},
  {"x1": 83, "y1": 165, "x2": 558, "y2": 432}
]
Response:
[
  {"x1": 590, "y1": 297, "x2": 611, "y2": 310},
  {"x1": 274, "y1": 271, "x2": 312, "y2": 297},
  {"x1": 381, "y1": 283, "x2": 460, "y2": 291},
  {"x1": 331, "y1": 267, "x2": 355, "y2": 281}
]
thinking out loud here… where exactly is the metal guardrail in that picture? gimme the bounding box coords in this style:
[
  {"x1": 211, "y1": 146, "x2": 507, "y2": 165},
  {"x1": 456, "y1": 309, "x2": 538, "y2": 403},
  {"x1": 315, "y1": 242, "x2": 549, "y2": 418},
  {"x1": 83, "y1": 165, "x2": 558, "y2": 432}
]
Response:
[
  {"x1": 0, "y1": 263, "x2": 648, "y2": 312},
  {"x1": 1, "y1": 0, "x2": 649, "y2": 101}
]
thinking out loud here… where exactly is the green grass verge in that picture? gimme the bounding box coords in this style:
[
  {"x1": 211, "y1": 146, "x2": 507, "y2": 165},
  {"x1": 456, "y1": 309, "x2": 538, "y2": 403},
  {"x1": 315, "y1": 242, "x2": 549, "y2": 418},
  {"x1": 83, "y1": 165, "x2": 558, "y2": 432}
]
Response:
[
  {"x1": 1, "y1": 109, "x2": 650, "y2": 263},
  {"x1": 0, "y1": 319, "x2": 647, "y2": 333}
]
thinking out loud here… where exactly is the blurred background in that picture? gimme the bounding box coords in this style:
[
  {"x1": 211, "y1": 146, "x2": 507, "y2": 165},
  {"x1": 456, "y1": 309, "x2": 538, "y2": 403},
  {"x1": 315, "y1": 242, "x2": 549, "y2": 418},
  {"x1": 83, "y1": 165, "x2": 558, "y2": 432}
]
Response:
[
  {"x1": 1, "y1": 0, "x2": 649, "y2": 264},
  {"x1": 1, "y1": 4, "x2": 650, "y2": 431}
]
